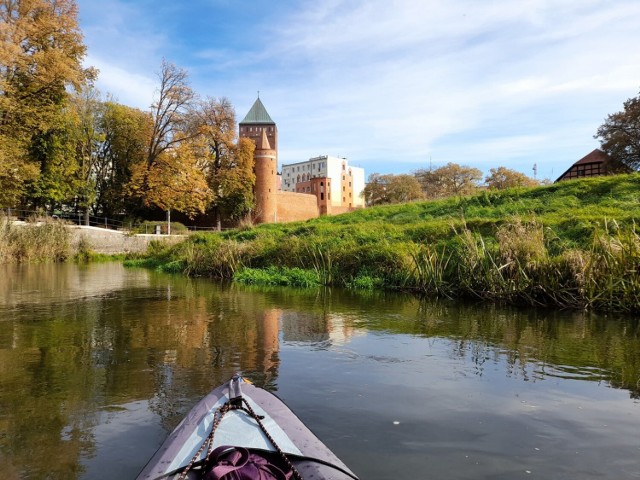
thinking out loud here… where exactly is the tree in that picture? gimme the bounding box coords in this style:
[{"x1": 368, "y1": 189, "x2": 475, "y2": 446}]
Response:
[
  {"x1": 213, "y1": 137, "x2": 255, "y2": 222},
  {"x1": 129, "y1": 140, "x2": 212, "y2": 218},
  {"x1": 95, "y1": 101, "x2": 152, "y2": 217},
  {"x1": 595, "y1": 89, "x2": 640, "y2": 170},
  {"x1": 197, "y1": 97, "x2": 255, "y2": 228},
  {"x1": 27, "y1": 113, "x2": 80, "y2": 211},
  {"x1": 485, "y1": 167, "x2": 538, "y2": 190},
  {"x1": 0, "y1": 0, "x2": 95, "y2": 206},
  {"x1": 363, "y1": 173, "x2": 388, "y2": 206},
  {"x1": 145, "y1": 59, "x2": 197, "y2": 170},
  {"x1": 414, "y1": 163, "x2": 482, "y2": 199},
  {"x1": 68, "y1": 87, "x2": 104, "y2": 222},
  {"x1": 363, "y1": 173, "x2": 423, "y2": 206},
  {"x1": 128, "y1": 60, "x2": 212, "y2": 218}
]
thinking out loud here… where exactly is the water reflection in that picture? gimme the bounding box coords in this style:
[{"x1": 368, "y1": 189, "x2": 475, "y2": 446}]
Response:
[{"x1": 0, "y1": 264, "x2": 638, "y2": 479}]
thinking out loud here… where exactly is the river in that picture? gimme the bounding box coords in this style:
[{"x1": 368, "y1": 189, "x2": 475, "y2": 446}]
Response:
[{"x1": 0, "y1": 262, "x2": 638, "y2": 479}]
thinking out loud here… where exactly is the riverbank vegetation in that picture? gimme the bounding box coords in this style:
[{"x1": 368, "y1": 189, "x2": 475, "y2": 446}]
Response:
[
  {"x1": 0, "y1": 217, "x2": 71, "y2": 263},
  {"x1": 127, "y1": 174, "x2": 640, "y2": 312},
  {"x1": 0, "y1": 215, "x2": 113, "y2": 263}
]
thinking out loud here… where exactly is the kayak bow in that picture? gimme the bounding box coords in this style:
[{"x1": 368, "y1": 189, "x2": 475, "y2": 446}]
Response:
[{"x1": 137, "y1": 375, "x2": 359, "y2": 480}]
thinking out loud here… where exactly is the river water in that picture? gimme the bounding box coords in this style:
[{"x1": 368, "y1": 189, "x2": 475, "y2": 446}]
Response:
[{"x1": 0, "y1": 262, "x2": 638, "y2": 479}]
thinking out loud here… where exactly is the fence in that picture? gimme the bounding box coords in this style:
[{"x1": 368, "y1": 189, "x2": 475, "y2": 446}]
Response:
[
  {"x1": 1, "y1": 208, "x2": 127, "y2": 231},
  {"x1": 0, "y1": 208, "x2": 226, "y2": 233}
]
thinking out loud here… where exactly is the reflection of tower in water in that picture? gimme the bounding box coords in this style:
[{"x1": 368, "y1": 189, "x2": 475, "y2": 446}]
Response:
[{"x1": 244, "y1": 308, "x2": 282, "y2": 388}]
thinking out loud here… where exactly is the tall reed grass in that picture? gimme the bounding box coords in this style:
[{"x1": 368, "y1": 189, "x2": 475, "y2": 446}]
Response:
[{"x1": 0, "y1": 216, "x2": 71, "y2": 263}]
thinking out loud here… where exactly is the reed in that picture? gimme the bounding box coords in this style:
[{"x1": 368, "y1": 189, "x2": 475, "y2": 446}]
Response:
[
  {"x1": 408, "y1": 243, "x2": 453, "y2": 296},
  {"x1": 0, "y1": 216, "x2": 71, "y2": 263}
]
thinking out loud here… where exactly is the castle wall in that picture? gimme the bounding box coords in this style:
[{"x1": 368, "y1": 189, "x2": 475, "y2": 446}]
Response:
[{"x1": 275, "y1": 191, "x2": 319, "y2": 223}]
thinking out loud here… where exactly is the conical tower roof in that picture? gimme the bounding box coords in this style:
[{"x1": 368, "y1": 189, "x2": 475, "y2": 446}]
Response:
[
  {"x1": 239, "y1": 97, "x2": 275, "y2": 124},
  {"x1": 256, "y1": 128, "x2": 272, "y2": 150}
]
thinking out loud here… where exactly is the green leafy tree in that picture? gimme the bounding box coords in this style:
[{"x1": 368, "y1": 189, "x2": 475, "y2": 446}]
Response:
[
  {"x1": 595, "y1": 89, "x2": 640, "y2": 170},
  {"x1": 67, "y1": 87, "x2": 104, "y2": 222},
  {"x1": 414, "y1": 163, "x2": 482, "y2": 199},
  {"x1": 27, "y1": 114, "x2": 80, "y2": 211},
  {"x1": 485, "y1": 167, "x2": 538, "y2": 190},
  {"x1": 95, "y1": 101, "x2": 152, "y2": 217}
]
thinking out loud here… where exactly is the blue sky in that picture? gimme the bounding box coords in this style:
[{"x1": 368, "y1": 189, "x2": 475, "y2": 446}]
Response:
[{"x1": 76, "y1": 0, "x2": 640, "y2": 181}]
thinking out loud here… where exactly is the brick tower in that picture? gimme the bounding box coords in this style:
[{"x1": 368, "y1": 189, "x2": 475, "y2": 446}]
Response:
[{"x1": 239, "y1": 97, "x2": 278, "y2": 224}]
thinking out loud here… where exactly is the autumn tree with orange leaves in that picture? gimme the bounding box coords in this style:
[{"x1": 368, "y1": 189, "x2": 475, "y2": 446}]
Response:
[
  {"x1": 128, "y1": 60, "x2": 212, "y2": 218},
  {"x1": 0, "y1": 0, "x2": 95, "y2": 207},
  {"x1": 197, "y1": 97, "x2": 255, "y2": 228}
]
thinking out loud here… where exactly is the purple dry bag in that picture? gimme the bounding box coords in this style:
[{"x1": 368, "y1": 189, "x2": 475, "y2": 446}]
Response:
[{"x1": 203, "y1": 446, "x2": 293, "y2": 480}]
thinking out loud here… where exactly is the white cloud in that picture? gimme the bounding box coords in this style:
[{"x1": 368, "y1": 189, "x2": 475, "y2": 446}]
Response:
[
  {"x1": 77, "y1": 0, "x2": 640, "y2": 176},
  {"x1": 87, "y1": 56, "x2": 156, "y2": 110}
]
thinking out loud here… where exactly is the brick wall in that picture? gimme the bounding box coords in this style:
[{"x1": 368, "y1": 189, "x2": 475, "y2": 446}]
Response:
[{"x1": 275, "y1": 191, "x2": 319, "y2": 223}]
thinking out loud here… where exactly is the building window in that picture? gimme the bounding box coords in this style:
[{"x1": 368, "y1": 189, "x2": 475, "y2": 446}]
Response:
[
  {"x1": 321, "y1": 193, "x2": 324, "y2": 200},
  {"x1": 349, "y1": 182, "x2": 351, "y2": 186}
]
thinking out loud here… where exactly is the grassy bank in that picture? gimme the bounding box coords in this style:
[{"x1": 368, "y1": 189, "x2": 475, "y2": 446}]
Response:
[{"x1": 128, "y1": 174, "x2": 640, "y2": 312}]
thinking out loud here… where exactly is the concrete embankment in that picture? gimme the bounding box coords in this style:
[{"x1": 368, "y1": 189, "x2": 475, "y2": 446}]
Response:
[{"x1": 69, "y1": 225, "x2": 185, "y2": 254}]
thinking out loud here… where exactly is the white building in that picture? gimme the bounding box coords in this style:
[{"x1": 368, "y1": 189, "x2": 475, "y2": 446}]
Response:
[{"x1": 281, "y1": 155, "x2": 365, "y2": 211}]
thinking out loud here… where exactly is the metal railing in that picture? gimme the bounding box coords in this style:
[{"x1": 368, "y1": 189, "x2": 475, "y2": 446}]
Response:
[
  {"x1": 1, "y1": 208, "x2": 128, "y2": 231},
  {"x1": 1, "y1": 208, "x2": 227, "y2": 233}
]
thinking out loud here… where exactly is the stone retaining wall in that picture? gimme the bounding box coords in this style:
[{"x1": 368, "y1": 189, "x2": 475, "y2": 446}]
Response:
[{"x1": 69, "y1": 226, "x2": 185, "y2": 254}]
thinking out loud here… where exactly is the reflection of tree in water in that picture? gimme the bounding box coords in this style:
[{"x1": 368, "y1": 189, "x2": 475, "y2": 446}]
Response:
[
  {"x1": 373, "y1": 298, "x2": 640, "y2": 398},
  {"x1": 0, "y1": 299, "x2": 105, "y2": 479},
  {"x1": 139, "y1": 280, "x2": 284, "y2": 429}
]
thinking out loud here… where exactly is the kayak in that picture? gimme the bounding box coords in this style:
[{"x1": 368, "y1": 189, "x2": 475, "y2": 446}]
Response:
[{"x1": 136, "y1": 375, "x2": 360, "y2": 479}]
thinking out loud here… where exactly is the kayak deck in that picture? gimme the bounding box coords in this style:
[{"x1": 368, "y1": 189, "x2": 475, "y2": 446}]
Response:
[{"x1": 137, "y1": 376, "x2": 359, "y2": 480}]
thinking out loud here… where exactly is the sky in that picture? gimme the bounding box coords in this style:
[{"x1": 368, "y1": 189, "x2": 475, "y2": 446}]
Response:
[{"x1": 76, "y1": 0, "x2": 640, "y2": 181}]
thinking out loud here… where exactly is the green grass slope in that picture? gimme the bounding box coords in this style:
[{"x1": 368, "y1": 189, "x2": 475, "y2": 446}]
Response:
[{"x1": 130, "y1": 174, "x2": 640, "y2": 312}]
